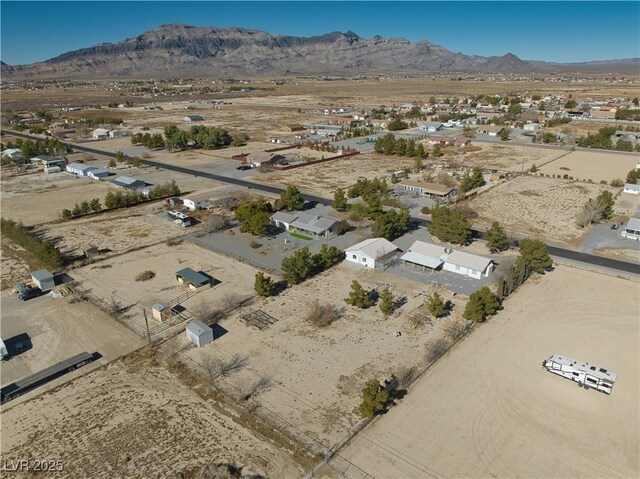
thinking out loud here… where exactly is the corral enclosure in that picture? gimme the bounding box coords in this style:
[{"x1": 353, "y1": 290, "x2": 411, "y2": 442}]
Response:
[
  {"x1": 448, "y1": 143, "x2": 567, "y2": 171},
  {"x1": 539, "y1": 149, "x2": 639, "y2": 183},
  {"x1": 468, "y1": 175, "x2": 616, "y2": 245}
]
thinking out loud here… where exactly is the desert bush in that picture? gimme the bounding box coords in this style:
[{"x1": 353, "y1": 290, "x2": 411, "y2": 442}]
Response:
[
  {"x1": 397, "y1": 366, "x2": 418, "y2": 389},
  {"x1": 610, "y1": 178, "x2": 624, "y2": 187},
  {"x1": 424, "y1": 337, "x2": 451, "y2": 363},
  {"x1": 249, "y1": 240, "x2": 262, "y2": 249},
  {"x1": 442, "y1": 319, "x2": 472, "y2": 342},
  {"x1": 166, "y1": 237, "x2": 183, "y2": 246},
  {"x1": 135, "y1": 270, "x2": 155, "y2": 282},
  {"x1": 306, "y1": 299, "x2": 339, "y2": 327}
]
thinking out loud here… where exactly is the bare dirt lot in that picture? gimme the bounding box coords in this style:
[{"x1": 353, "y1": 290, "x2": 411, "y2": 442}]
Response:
[
  {"x1": 0, "y1": 349, "x2": 306, "y2": 478},
  {"x1": 338, "y1": 266, "x2": 640, "y2": 478},
  {"x1": 447, "y1": 143, "x2": 567, "y2": 171},
  {"x1": 253, "y1": 152, "x2": 414, "y2": 196},
  {"x1": 71, "y1": 241, "x2": 260, "y2": 318},
  {"x1": 181, "y1": 264, "x2": 468, "y2": 449},
  {"x1": 539, "y1": 149, "x2": 640, "y2": 184},
  {"x1": 0, "y1": 291, "x2": 141, "y2": 397},
  {"x1": 468, "y1": 175, "x2": 616, "y2": 245}
]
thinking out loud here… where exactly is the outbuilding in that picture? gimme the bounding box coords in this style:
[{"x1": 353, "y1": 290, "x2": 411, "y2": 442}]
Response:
[
  {"x1": 623, "y1": 183, "x2": 640, "y2": 195},
  {"x1": 442, "y1": 250, "x2": 494, "y2": 279},
  {"x1": 66, "y1": 162, "x2": 98, "y2": 176},
  {"x1": 111, "y1": 176, "x2": 146, "y2": 190},
  {"x1": 87, "y1": 168, "x2": 110, "y2": 180},
  {"x1": 185, "y1": 320, "x2": 214, "y2": 347},
  {"x1": 184, "y1": 115, "x2": 204, "y2": 123},
  {"x1": 31, "y1": 269, "x2": 55, "y2": 291},
  {"x1": 397, "y1": 181, "x2": 458, "y2": 203},
  {"x1": 176, "y1": 268, "x2": 212, "y2": 289},
  {"x1": 182, "y1": 195, "x2": 211, "y2": 211},
  {"x1": 344, "y1": 238, "x2": 399, "y2": 268},
  {"x1": 92, "y1": 128, "x2": 110, "y2": 140}
]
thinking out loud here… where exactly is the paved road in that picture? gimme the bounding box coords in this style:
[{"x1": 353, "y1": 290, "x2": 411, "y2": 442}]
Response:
[{"x1": 4, "y1": 130, "x2": 639, "y2": 275}]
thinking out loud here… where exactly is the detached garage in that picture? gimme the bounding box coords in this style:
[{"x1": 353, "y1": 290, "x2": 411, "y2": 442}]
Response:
[
  {"x1": 31, "y1": 269, "x2": 55, "y2": 291},
  {"x1": 185, "y1": 320, "x2": 214, "y2": 347}
]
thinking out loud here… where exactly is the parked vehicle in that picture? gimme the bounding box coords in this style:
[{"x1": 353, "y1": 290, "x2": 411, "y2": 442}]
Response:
[
  {"x1": 0, "y1": 339, "x2": 8, "y2": 361},
  {"x1": 611, "y1": 223, "x2": 620, "y2": 230},
  {"x1": 542, "y1": 354, "x2": 617, "y2": 395},
  {"x1": 18, "y1": 287, "x2": 42, "y2": 301},
  {"x1": 236, "y1": 165, "x2": 251, "y2": 171}
]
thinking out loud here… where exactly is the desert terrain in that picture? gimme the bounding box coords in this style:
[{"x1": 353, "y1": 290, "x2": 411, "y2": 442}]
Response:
[
  {"x1": 539, "y1": 149, "x2": 639, "y2": 183},
  {"x1": 338, "y1": 266, "x2": 639, "y2": 478},
  {"x1": 468, "y1": 175, "x2": 616, "y2": 245},
  {"x1": 0, "y1": 348, "x2": 309, "y2": 478}
]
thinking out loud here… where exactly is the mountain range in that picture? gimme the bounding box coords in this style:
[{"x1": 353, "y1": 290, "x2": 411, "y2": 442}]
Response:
[{"x1": 2, "y1": 24, "x2": 639, "y2": 79}]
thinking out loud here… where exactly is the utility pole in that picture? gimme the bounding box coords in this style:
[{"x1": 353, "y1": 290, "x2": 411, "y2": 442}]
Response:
[{"x1": 143, "y1": 309, "x2": 152, "y2": 344}]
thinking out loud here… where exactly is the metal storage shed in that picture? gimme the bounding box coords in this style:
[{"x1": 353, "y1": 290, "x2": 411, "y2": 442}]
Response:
[
  {"x1": 176, "y1": 268, "x2": 212, "y2": 289},
  {"x1": 31, "y1": 269, "x2": 55, "y2": 291},
  {"x1": 185, "y1": 320, "x2": 214, "y2": 347}
]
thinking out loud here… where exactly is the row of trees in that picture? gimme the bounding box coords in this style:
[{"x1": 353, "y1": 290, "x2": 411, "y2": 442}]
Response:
[
  {"x1": 0, "y1": 217, "x2": 63, "y2": 270},
  {"x1": 60, "y1": 199, "x2": 102, "y2": 219},
  {"x1": 577, "y1": 126, "x2": 640, "y2": 152},
  {"x1": 7, "y1": 137, "x2": 68, "y2": 159},
  {"x1": 104, "y1": 181, "x2": 180, "y2": 209},
  {"x1": 373, "y1": 133, "x2": 428, "y2": 158},
  {"x1": 281, "y1": 245, "x2": 345, "y2": 286},
  {"x1": 615, "y1": 108, "x2": 640, "y2": 121},
  {"x1": 164, "y1": 125, "x2": 233, "y2": 151},
  {"x1": 131, "y1": 132, "x2": 165, "y2": 149}
]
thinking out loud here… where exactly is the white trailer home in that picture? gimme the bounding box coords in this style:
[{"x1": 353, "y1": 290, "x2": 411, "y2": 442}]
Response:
[{"x1": 543, "y1": 354, "x2": 617, "y2": 395}]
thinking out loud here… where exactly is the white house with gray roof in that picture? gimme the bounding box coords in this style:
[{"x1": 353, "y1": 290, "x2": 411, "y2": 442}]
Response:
[
  {"x1": 344, "y1": 238, "x2": 399, "y2": 268},
  {"x1": 66, "y1": 162, "x2": 99, "y2": 176},
  {"x1": 400, "y1": 240, "x2": 494, "y2": 279},
  {"x1": 621, "y1": 218, "x2": 640, "y2": 241},
  {"x1": 623, "y1": 183, "x2": 640, "y2": 195},
  {"x1": 270, "y1": 211, "x2": 338, "y2": 238}
]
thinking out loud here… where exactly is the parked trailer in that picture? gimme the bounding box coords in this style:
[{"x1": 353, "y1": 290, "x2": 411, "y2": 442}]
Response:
[
  {"x1": 1, "y1": 352, "x2": 95, "y2": 404},
  {"x1": 542, "y1": 354, "x2": 617, "y2": 395}
]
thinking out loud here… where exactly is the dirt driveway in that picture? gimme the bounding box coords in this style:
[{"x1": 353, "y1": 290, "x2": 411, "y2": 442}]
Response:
[{"x1": 338, "y1": 267, "x2": 639, "y2": 478}]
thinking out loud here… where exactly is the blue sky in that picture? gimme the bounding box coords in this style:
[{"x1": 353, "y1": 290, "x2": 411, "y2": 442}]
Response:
[{"x1": 2, "y1": 1, "x2": 639, "y2": 65}]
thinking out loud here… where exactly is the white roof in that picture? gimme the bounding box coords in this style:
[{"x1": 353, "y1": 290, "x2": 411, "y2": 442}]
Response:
[
  {"x1": 2, "y1": 148, "x2": 21, "y2": 157},
  {"x1": 444, "y1": 250, "x2": 493, "y2": 272},
  {"x1": 345, "y1": 238, "x2": 398, "y2": 260},
  {"x1": 623, "y1": 183, "x2": 640, "y2": 192},
  {"x1": 547, "y1": 354, "x2": 617, "y2": 382},
  {"x1": 66, "y1": 163, "x2": 97, "y2": 172},
  {"x1": 186, "y1": 320, "x2": 212, "y2": 336},
  {"x1": 406, "y1": 241, "x2": 448, "y2": 259},
  {"x1": 399, "y1": 241, "x2": 448, "y2": 268},
  {"x1": 92, "y1": 128, "x2": 110, "y2": 135},
  {"x1": 400, "y1": 251, "x2": 444, "y2": 269},
  {"x1": 624, "y1": 217, "x2": 640, "y2": 231}
]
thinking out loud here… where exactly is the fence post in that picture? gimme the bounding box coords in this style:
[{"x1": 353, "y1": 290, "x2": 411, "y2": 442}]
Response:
[{"x1": 143, "y1": 309, "x2": 152, "y2": 344}]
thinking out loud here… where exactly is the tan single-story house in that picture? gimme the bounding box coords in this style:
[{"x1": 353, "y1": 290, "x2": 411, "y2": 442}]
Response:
[
  {"x1": 246, "y1": 151, "x2": 287, "y2": 168},
  {"x1": 281, "y1": 124, "x2": 305, "y2": 132},
  {"x1": 397, "y1": 181, "x2": 458, "y2": 203}
]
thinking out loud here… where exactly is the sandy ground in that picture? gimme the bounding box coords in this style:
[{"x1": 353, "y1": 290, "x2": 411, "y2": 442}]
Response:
[
  {"x1": 0, "y1": 350, "x2": 306, "y2": 478},
  {"x1": 539, "y1": 149, "x2": 640, "y2": 183},
  {"x1": 0, "y1": 292, "x2": 141, "y2": 390},
  {"x1": 338, "y1": 266, "x2": 640, "y2": 478},
  {"x1": 0, "y1": 171, "x2": 118, "y2": 226},
  {"x1": 253, "y1": 153, "x2": 414, "y2": 196},
  {"x1": 448, "y1": 143, "x2": 566, "y2": 171},
  {"x1": 0, "y1": 240, "x2": 34, "y2": 290},
  {"x1": 468, "y1": 175, "x2": 616, "y2": 245},
  {"x1": 182, "y1": 264, "x2": 467, "y2": 448},
  {"x1": 71, "y1": 242, "x2": 260, "y2": 320}
]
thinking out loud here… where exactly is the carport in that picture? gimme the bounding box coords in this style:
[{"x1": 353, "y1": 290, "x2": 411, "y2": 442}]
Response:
[{"x1": 175, "y1": 268, "x2": 212, "y2": 290}]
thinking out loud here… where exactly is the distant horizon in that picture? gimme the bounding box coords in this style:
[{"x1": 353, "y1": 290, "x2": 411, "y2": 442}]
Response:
[{"x1": 2, "y1": 1, "x2": 640, "y2": 65}]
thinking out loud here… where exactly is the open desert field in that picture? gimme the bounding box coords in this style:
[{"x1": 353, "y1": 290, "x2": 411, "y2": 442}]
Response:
[
  {"x1": 253, "y1": 152, "x2": 414, "y2": 197},
  {"x1": 71, "y1": 241, "x2": 259, "y2": 317},
  {"x1": 539, "y1": 149, "x2": 639, "y2": 183},
  {"x1": 338, "y1": 266, "x2": 640, "y2": 478},
  {"x1": 0, "y1": 171, "x2": 118, "y2": 226},
  {"x1": 181, "y1": 264, "x2": 468, "y2": 449},
  {"x1": 468, "y1": 175, "x2": 615, "y2": 245},
  {"x1": 0, "y1": 349, "x2": 308, "y2": 478},
  {"x1": 448, "y1": 143, "x2": 567, "y2": 171}
]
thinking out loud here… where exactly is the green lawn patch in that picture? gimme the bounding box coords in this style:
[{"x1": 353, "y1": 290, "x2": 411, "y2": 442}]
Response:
[{"x1": 289, "y1": 232, "x2": 313, "y2": 241}]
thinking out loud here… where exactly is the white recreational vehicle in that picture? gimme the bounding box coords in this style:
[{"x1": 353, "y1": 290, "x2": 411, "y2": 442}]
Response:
[{"x1": 542, "y1": 354, "x2": 617, "y2": 395}]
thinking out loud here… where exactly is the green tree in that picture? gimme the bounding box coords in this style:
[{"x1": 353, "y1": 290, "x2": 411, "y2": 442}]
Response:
[
  {"x1": 60, "y1": 209, "x2": 72, "y2": 220},
  {"x1": 564, "y1": 99, "x2": 577, "y2": 109},
  {"x1": 317, "y1": 244, "x2": 345, "y2": 269},
  {"x1": 254, "y1": 271, "x2": 276, "y2": 297},
  {"x1": 281, "y1": 247, "x2": 317, "y2": 285},
  {"x1": 387, "y1": 118, "x2": 408, "y2": 131},
  {"x1": 280, "y1": 185, "x2": 305, "y2": 211},
  {"x1": 72, "y1": 203, "x2": 82, "y2": 216},
  {"x1": 345, "y1": 280, "x2": 373, "y2": 309},
  {"x1": 427, "y1": 292, "x2": 447, "y2": 318},
  {"x1": 89, "y1": 198, "x2": 102, "y2": 213},
  {"x1": 358, "y1": 380, "x2": 389, "y2": 418},
  {"x1": 596, "y1": 190, "x2": 615, "y2": 219},
  {"x1": 131, "y1": 157, "x2": 142, "y2": 168},
  {"x1": 234, "y1": 199, "x2": 271, "y2": 236},
  {"x1": 379, "y1": 288, "x2": 394, "y2": 317},
  {"x1": 108, "y1": 158, "x2": 117, "y2": 168},
  {"x1": 231, "y1": 136, "x2": 245, "y2": 147},
  {"x1": 459, "y1": 167, "x2": 485, "y2": 193},
  {"x1": 518, "y1": 238, "x2": 552, "y2": 273},
  {"x1": 485, "y1": 221, "x2": 510, "y2": 253},
  {"x1": 463, "y1": 287, "x2": 500, "y2": 322},
  {"x1": 413, "y1": 156, "x2": 424, "y2": 173},
  {"x1": 371, "y1": 209, "x2": 410, "y2": 241},
  {"x1": 394, "y1": 138, "x2": 407, "y2": 156},
  {"x1": 416, "y1": 143, "x2": 427, "y2": 159},
  {"x1": 428, "y1": 205, "x2": 472, "y2": 245},
  {"x1": 478, "y1": 286, "x2": 501, "y2": 316},
  {"x1": 499, "y1": 129, "x2": 510, "y2": 141},
  {"x1": 332, "y1": 188, "x2": 348, "y2": 211},
  {"x1": 432, "y1": 145, "x2": 443, "y2": 157},
  {"x1": 115, "y1": 151, "x2": 126, "y2": 163}
]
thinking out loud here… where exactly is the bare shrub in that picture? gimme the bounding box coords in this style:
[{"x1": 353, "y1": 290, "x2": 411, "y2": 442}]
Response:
[
  {"x1": 424, "y1": 337, "x2": 451, "y2": 363},
  {"x1": 442, "y1": 319, "x2": 472, "y2": 342},
  {"x1": 306, "y1": 299, "x2": 339, "y2": 327},
  {"x1": 107, "y1": 296, "x2": 123, "y2": 318},
  {"x1": 166, "y1": 237, "x2": 183, "y2": 246},
  {"x1": 201, "y1": 356, "x2": 221, "y2": 382},
  {"x1": 576, "y1": 198, "x2": 606, "y2": 228},
  {"x1": 452, "y1": 203, "x2": 479, "y2": 219},
  {"x1": 436, "y1": 171, "x2": 457, "y2": 187},
  {"x1": 240, "y1": 376, "x2": 272, "y2": 401},
  {"x1": 135, "y1": 270, "x2": 155, "y2": 282},
  {"x1": 397, "y1": 366, "x2": 418, "y2": 389},
  {"x1": 222, "y1": 292, "x2": 242, "y2": 311},
  {"x1": 207, "y1": 214, "x2": 232, "y2": 232},
  {"x1": 219, "y1": 354, "x2": 248, "y2": 377},
  {"x1": 249, "y1": 240, "x2": 262, "y2": 249},
  {"x1": 408, "y1": 311, "x2": 430, "y2": 329},
  {"x1": 192, "y1": 299, "x2": 224, "y2": 325}
]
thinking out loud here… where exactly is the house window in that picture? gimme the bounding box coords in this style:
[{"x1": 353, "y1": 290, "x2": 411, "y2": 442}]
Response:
[{"x1": 352, "y1": 254, "x2": 357, "y2": 260}]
